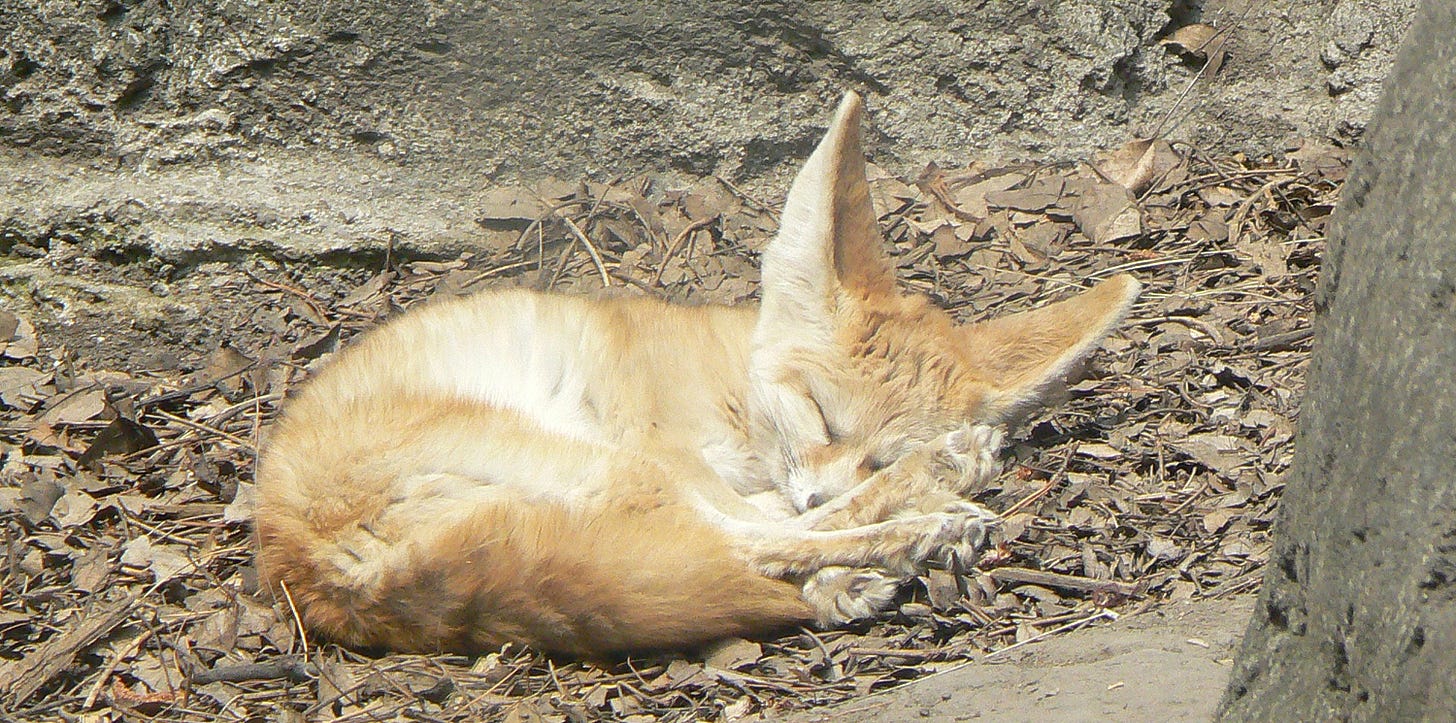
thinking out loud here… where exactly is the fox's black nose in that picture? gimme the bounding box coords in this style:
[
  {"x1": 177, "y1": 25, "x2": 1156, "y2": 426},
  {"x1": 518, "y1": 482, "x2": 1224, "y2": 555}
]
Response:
[{"x1": 805, "y1": 492, "x2": 828, "y2": 509}]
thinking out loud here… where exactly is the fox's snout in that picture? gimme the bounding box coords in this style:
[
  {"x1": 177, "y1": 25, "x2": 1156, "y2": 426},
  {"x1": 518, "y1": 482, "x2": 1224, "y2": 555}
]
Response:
[{"x1": 786, "y1": 453, "x2": 866, "y2": 512}]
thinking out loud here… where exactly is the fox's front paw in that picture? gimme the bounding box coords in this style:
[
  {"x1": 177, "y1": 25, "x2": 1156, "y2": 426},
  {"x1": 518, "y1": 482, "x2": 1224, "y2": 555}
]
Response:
[
  {"x1": 937, "y1": 424, "x2": 1005, "y2": 493},
  {"x1": 802, "y1": 566, "x2": 902, "y2": 626},
  {"x1": 903, "y1": 505, "x2": 999, "y2": 574}
]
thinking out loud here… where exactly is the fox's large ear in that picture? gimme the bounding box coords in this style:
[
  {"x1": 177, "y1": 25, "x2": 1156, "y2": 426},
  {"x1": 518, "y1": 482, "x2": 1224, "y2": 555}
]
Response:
[
  {"x1": 751, "y1": 92, "x2": 892, "y2": 457},
  {"x1": 966, "y1": 274, "x2": 1141, "y2": 422},
  {"x1": 757, "y1": 92, "x2": 893, "y2": 341}
]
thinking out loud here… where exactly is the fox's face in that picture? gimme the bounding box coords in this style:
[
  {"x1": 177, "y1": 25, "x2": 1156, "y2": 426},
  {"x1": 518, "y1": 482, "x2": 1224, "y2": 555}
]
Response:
[
  {"x1": 749, "y1": 93, "x2": 1138, "y2": 512},
  {"x1": 757, "y1": 293, "x2": 994, "y2": 511}
]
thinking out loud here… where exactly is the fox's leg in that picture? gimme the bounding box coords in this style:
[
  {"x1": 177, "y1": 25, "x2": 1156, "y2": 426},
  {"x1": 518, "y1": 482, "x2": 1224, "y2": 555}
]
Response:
[
  {"x1": 799, "y1": 424, "x2": 1005, "y2": 532},
  {"x1": 722, "y1": 503, "x2": 995, "y2": 579},
  {"x1": 643, "y1": 436, "x2": 992, "y2": 626}
]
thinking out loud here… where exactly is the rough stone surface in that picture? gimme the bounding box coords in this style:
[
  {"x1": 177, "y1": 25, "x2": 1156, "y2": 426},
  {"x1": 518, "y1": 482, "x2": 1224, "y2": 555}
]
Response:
[
  {"x1": 1219, "y1": 1, "x2": 1456, "y2": 718},
  {"x1": 0, "y1": 0, "x2": 1417, "y2": 271},
  {"x1": 1, "y1": 0, "x2": 1414, "y2": 183}
]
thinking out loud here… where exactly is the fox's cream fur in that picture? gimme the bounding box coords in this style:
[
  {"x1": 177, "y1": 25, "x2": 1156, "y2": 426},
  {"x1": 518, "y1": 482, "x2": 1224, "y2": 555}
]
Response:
[{"x1": 255, "y1": 93, "x2": 1140, "y2": 657}]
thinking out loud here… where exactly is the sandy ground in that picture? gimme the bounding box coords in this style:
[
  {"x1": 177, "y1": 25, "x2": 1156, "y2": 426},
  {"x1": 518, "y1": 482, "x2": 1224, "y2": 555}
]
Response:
[{"x1": 784, "y1": 595, "x2": 1254, "y2": 722}]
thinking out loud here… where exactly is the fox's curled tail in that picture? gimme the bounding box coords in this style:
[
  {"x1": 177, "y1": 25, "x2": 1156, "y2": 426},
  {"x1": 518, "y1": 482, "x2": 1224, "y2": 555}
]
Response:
[{"x1": 255, "y1": 479, "x2": 814, "y2": 657}]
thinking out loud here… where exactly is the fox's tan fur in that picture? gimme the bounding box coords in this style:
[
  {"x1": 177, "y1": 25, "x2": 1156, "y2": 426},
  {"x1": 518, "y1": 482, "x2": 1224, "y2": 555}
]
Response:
[{"x1": 255, "y1": 93, "x2": 1140, "y2": 657}]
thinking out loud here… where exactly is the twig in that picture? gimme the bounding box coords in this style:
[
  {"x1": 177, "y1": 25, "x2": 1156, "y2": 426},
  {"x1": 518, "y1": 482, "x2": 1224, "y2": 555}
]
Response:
[
  {"x1": 459, "y1": 259, "x2": 535, "y2": 289},
  {"x1": 716, "y1": 176, "x2": 778, "y2": 219},
  {"x1": 559, "y1": 215, "x2": 612, "y2": 287},
  {"x1": 1134, "y1": 314, "x2": 1225, "y2": 342},
  {"x1": 136, "y1": 363, "x2": 259, "y2": 410},
  {"x1": 984, "y1": 609, "x2": 1119, "y2": 660},
  {"x1": 1245, "y1": 326, "x2": 1313, "y2": 353},
  {"x1": 151, "y1": 408, "x2": 255, "y2": 450},
  {"x1": 1227, "y1": 177, "x2": 1291, "y2": 248},
  {"x1": 82, "y1": 628, "x2": 154, "y2": 710},
  {"x1": 246, "y1": 271, "x2": 332, "y2": 326},
  {"x1": 846, "y1": 646, "x2": 968, "y2": 661},
  {"x1": 652, "y1": 215, "x2": 717, "y2": 287},
  {"x1": 278, "y1": 579, "x2": 311, "y2": 657},
  {"x1": 1001, "y1": 449, "x2": 1074, "y2": 518},
  {"x1": 799, "y1": 627, "x2": 843, "y2": 681},
  {"x1": 0, "y1": 594, "x2": 138, "y2": 706},
  {"x1": 191, "y1": 658, "x2": 317, "y2": 685},
  {"x1": 986, "y1": 567, "x2": 1142, "y2": 598}
]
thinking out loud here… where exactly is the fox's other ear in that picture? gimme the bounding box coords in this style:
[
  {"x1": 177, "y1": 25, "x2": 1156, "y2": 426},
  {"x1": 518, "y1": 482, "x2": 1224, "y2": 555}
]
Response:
[
  {"x1": 758, "y1": 92, "x2": 893, "y2": 337},
  {"x1": 965, "y1": 274, "x2": 1141, "y2": 422}
]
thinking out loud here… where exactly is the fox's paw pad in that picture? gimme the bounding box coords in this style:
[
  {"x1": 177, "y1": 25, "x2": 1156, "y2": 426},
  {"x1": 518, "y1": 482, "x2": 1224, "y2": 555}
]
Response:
[
  {"x1": 803, "y1": 566, "x2": 902, "y2": 626},
  {"x1": 939, "y1": 424, "x2": 1005, "y2": 490}
]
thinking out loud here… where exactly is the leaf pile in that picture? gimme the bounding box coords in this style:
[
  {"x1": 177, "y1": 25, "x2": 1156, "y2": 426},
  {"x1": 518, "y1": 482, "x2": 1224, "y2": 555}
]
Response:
[{"x1": 0, "y1": 136, "x2": 1346, "y2": 721}]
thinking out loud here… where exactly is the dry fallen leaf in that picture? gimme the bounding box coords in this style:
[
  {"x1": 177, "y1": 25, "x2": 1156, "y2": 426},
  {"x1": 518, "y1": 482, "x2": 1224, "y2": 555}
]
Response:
[
  {"x1": 1, "y1": 314, "x2": 39, "y2": 360},
  {"x1": 17, "y1": 475, "x2": 65, "y2": 524},
  {"x1": 1187, "y1": 211, "x2": 1230, "y2": 242},
  {"x1": 1161, "y1": 23, "x2": 1229, "y2": 76},
  {"x1": 1202, "y1": 507, "x2": 1240, "y2": 534},
  {"x1": 121, "y1": 536, "x2": 193, "y2": 583},
  {"x1": 925, "y1": 569, "x2": 964, "y2": 609},
  {"x1": 986, "y1": 177, "x2": 1066, "y2": 213},
  {"x1": 952, "y1": 171, "x2": 1026, "y2": 218},
  {"x1": 71, "y1": 545, "x2": 112, "y2": 593},
  {"x1": 203, "y1": 344, "x2": 255, "y2": 396},
  {"x1": 1065, "y1": 179, "x2": 1142, "y2": 243},
  {"x1": 38, "y1": 389, "x2": 109, "y2": 427},
  {"x1": 0, "y1": 366, "x2": 50, "y2": 409},
  {"x1": 0, "y1": 310, "x2": 17, "y2": 344},
  {"x1": 1172, "y1": 433, "x2": 1248, "y2": 476},
  {"x1": 78, "y1": 417, "x2": 160, "y2": 468},
  {"x1": 703, "y1": 637, "x2": 763, "y2": 671},
  {"x1": 1077, "y1": 443, "x2": 1122, "y2": 460},
  {"x1": 52, "y1": 488, "x2": 100, "y2": 528},
  {"x1": 224, "y1": 482, "x2": 257, "y2": 524},
  {"x1": 1096, "y1": 138, "x2": 1182, "y2": 195},
  {"x1": 1161, "y1": 23, "x2": 1219, "y2": 56},
  {"x1": 1238, "y1": 234, "x2": 1291, "y2": 279},
  {"x1": 1145, "y1": 535, "x2": 1183, "y2": 561}
]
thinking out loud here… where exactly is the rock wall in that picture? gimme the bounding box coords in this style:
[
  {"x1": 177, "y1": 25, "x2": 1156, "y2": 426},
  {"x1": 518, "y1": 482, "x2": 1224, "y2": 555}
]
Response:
[{"x1": 2, "y1": 0, "x2": 1415, "y2": 184}]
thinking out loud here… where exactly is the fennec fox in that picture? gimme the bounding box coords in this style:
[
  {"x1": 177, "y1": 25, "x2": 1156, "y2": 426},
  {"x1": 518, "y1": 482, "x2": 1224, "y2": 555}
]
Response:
[{"x1": 255, "y1": 93, "x2": 1139, "y2": 657}]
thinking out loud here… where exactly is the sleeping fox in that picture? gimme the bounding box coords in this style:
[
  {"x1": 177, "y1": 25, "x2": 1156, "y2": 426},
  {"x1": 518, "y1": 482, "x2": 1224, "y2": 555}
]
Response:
[{"x1": 254, "y1": 92, "x2": 1139, "y2": 657}]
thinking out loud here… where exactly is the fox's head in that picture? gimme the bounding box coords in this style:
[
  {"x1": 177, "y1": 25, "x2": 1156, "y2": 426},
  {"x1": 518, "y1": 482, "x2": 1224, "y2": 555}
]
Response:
[{"x1": 749, "y1": 92, "x2": 1140, "y2": 513}]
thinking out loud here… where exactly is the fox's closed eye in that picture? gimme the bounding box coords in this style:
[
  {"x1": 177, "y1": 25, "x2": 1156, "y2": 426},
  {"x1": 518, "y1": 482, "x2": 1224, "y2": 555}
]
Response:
[
  {"x1": 858, "y1": 455, "x2": 889, "y2": 474},
  {"x1": 804, "y1": 393, "x2": 843, "y2": 443}
]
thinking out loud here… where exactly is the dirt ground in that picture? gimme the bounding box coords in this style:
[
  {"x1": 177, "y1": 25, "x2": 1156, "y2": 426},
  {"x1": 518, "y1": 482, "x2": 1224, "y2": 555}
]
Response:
[{"x1": 786, "y1": 595, "x2": 1254, "y2": 722}]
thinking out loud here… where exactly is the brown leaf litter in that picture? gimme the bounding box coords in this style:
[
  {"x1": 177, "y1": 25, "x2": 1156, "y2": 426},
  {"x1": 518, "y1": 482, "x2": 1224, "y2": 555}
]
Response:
[{"x1": 0, "y1": 137, "x2": 1346, "y2": 721}]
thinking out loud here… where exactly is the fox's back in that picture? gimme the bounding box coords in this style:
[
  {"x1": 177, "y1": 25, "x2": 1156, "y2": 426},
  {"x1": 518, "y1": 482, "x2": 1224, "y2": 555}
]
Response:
[
  {"x1": 260, "y1": 288, "x2": 773, "y2": 528},
  {"x1": 295, "y1": 290, "x2": 752, "y2": 437}
]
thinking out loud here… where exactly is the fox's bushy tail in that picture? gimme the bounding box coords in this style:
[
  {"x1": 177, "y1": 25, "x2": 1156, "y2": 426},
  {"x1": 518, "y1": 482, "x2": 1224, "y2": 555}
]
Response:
[{"x1": 256, "y1": 490, "x2": 813, "y2": 657}]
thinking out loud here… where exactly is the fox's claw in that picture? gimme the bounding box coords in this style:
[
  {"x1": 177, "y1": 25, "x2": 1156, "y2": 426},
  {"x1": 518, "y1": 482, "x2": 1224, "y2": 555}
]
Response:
[
  {"x1": 895, "y1": 504, "x2": 998, "y2": 575},
  {"x1": 934, "y1": 500, "x2": 999, "y2": 572}
]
